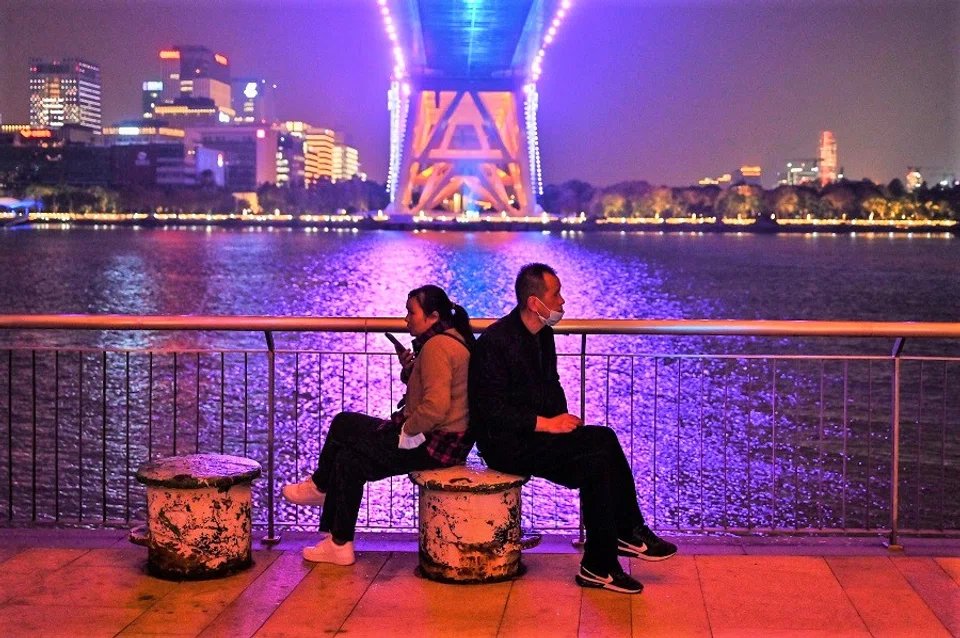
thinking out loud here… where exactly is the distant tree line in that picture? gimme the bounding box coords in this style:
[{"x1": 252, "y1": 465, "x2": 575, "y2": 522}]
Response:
[
  {"x1": 9, "y1": 178, "x2": 390, "y2": 216},
  {"x1": 539, "y1": 179, "x2": 960, "y2": 221}
]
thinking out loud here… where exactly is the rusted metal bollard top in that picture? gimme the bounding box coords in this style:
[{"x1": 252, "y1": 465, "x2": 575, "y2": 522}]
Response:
[
  {"x1": 409, "y1": 462, "x2": 528, "y2": 493},
  {"x1": 136, "y1": 454, "x2": 262, "y2": 489},
  {"x1": 410, "y1": 461, "x2": 532, "y2": 584},
  {"x1": 135, "y1": 454, "x2": 261, "y2": 580}
]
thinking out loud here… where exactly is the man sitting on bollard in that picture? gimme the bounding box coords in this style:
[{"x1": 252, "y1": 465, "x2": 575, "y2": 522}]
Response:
[{"x1": 468, "y1": 263, "x2": 677, "y2": 595}]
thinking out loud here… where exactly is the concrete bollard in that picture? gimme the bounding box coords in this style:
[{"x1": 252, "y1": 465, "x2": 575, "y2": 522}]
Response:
[
  {"x1": 409, "y1": 463, "x2": 538, "y2": 584},
  {"x1": 134, "y1": 454, "x2": 261, "y2": 580}
]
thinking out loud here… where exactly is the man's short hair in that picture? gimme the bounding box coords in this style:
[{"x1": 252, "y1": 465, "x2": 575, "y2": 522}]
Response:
[{"x1": 515, "y1": 263, "x2": 557, "y2": 305}]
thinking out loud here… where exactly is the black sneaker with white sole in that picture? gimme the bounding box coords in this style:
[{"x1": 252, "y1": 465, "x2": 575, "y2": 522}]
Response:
[
  {"x1": 617, "y1": 525, "x2": 678, "y2": 561},
  {"x1": 574, "y1": 565, "x2": 644, "y2": 594}
]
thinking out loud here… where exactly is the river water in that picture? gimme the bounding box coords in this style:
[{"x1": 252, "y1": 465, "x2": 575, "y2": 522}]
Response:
[{"x1": 0, "y1": 228, "x2": 957, "y2": 534}]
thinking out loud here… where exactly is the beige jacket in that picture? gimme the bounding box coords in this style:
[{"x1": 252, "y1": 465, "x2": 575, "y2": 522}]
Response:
[{"x1": 402, "y1": 329, "x2": 470, "y2": 435}]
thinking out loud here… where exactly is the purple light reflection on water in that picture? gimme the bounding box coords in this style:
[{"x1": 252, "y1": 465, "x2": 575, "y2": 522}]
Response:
[{"x1": 0, "y1": 228, "x2": 957, "y2": 533}]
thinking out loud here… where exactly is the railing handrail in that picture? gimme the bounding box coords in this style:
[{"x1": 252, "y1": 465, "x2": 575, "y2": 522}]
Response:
[{"x1": 1, "y1": 315, "x2": 960, "y2": 338}]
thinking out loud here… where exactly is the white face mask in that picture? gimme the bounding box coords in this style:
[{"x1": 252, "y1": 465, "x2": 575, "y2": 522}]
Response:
[{"x1": 534, "y1": 297, "x2": 564, "y2": 328}]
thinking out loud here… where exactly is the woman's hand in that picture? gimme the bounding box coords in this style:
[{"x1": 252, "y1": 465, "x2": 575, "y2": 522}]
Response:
[{"x1": 398, "y1": 348, "x2": 415, "y2": 370}]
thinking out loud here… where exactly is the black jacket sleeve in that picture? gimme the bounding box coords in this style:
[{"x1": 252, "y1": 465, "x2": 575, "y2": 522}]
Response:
[{"x1": 469, "y1": 332, "x2": 538, "y2": 439}]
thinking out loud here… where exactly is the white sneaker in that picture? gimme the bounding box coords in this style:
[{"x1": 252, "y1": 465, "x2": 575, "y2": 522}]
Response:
[
  {"x1": 302, "y1": 536, "x2": 355, "y2": 565},
  {"x1": 281, "y1": 478, "x2": 326, "y2": 506}
]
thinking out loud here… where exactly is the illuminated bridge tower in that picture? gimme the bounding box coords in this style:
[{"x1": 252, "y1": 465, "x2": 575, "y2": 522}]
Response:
[{"x1": 380, "y1": 0, "x2": 573, "y2": 217}]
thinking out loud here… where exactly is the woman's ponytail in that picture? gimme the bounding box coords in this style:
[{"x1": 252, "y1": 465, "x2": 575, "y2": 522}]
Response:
[{"x1": 450, "y1": 303, "x2": 476, "y2": 347}]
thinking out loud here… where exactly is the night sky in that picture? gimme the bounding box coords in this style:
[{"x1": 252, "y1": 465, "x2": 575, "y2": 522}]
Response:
[{"x1": 1, "y1": 0, "x2": 956, "y2": 186}]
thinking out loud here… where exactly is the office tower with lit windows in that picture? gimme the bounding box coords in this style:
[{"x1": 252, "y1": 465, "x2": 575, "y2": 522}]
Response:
[
  {"x1": 142, "y1": 81, "x2": 163, "y2": 119},
  {"x1": 232, "y1": 78, "x2": 276, "y2": 124},
  {"x1": 333, "y1": 144, "x2": 361, "y2": 182},
  {"x1": 29, "y1": 58, "x2": 102, "y2": 131},
  {"x1": 819, "y1": 131, "x2": 838, "y2": 185},
  {"x1": 158, "y1": 46, "x2": 231, "y2": 109},
  {"x1": 303, "y1": 127, "x2": 336, "y2": 184}
]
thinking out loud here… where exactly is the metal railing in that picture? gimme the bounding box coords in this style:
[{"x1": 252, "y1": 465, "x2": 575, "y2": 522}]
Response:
[{"x1": 1, "y1": 315, "x2": 958, "y2": 547}]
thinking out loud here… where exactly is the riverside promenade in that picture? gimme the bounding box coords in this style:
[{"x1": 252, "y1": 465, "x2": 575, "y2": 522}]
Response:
[{"x1": 0, "y1": 529, "x2": 957, "y2": 637}]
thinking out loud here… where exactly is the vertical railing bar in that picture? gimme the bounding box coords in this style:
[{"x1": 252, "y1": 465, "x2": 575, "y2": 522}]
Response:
[
  {"x1": 629, "y1": 356, "x2": 635, "y2": 473},
  {"x1": 31, "y1": 350, "x2": 37, "y2": 521},
  {"x1": 125, "y1": 352, "x2": 131, "y2": 523},
  {"x1": 243, "y1": 352, "x2": 249, "y2": 457},
  {"x1": 79, "y1": 352, "x2": 84, "y2": 522},
  {"x1": 102, "y1": 350, "x2": 108, "y2": 523},
  {"x1": 653, "y1": 357, "x2": 659, "y2": 527},
  {"x1": 771, "y1": 359, "x2": 777, "y2": 530},
  {"x1": 940, "y1": 361, "x2": 947, "y2": 531},
  {"x1": 173, "y1": 352, "x2": 179, "y2": 456},
  {"x1": 676, "y1": 358, "x2": 681, "y2": 530},
  {"x1": 792, "y1": 363, "x2": 799, "y2": 530},
  {"x1": 7, "y1": 350, "x2": 12, "y2": 522},
  {"x1": 219, "y1": 352, "x2": 225, "y2": 455},
  {"x1": 722, "y1": 360, "x2": 729, "y2": 531},
  {"x1": 294, "y1": 352, "x2": 300, "y2": 526},
  {"x1": 841, "y1": 360, "x2": 848, "y2": 530},
  {"x1": 364, "y1": 333, "x2": 370, "y2": 415},
  {"x1": 264, "y1": 332, "x2": 278, "y2": 544},
  {"x1": 317, "y1": 353, "x2": 323, "y2": 465},
  {"x1": 698, "y1": 358, "x2": 705, "y2": 531},
  {"x1": 867, "y1": 360, "x2": 873, "y2": 529},
  {"x1": 604, "y1": 356, "x2": 611, "y2": 427},
  {"x1": 818, "y1": 360, "x2": 825, "y2": 530},
  {"x1": 55, "y1": 350, "x2": 60, "y2": 522},
  {"x1": 746, "y1": 360, "x2": 753, "y2": 531},
  {"x1": 889, "y1": 337, "x2": 905, "y2": 548},
  {"x1": 341, "y1": 353, "x2": 346, "y2": 414},
  {"x1": 916, "y1": 361, "x2": 923, "y2": 530},
  {"x1": 195, "y1": 352, "x2": 201, "y2": 453},
  {"x1": 147, "y1": 352, "x2": 153, "y2": 460},
  {"x1": 578, "y1": 334, "x2": 587, "y2": 544}
]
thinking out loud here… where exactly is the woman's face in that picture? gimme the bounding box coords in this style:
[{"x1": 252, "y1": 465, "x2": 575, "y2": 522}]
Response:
[{"x1": 405, "y1": 296, "x2": 439, "y2": 337}]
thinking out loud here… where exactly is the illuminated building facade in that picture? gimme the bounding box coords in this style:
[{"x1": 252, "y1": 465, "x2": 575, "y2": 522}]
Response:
[
  {"x1": 332, "y1": 144, "x2": 360, "y2": 182},
  {"x1": 29, "y1": 58, "x2": 102, "y2": 131},
  {"x1": 778, "y1": 159, "x2": 820, "y2": 186},
  {"x1": 735, "y1": 165, "x2": 762, "y2": 186},
  {"x1": 818, "y1": 131, "x2": 838, "y2": 185},
  {"x1": 142, "y1": 81, "x2": 163, "y2": 119},
  {"x1": 232, "y1": 78, "x2": 277, "y2": 124},
  {"x1": 277, "y1": 131, "x2": 306, "y2": 187},
  {"x1": 304, "y1": 127, "x2": 336, "y2": 185},
  {"x1": 189, "y1": 126, "x2": 278, "y2": 192},
  {"x1": 158, "y1": 46, "x2": 231, "y2": 109},
  {"x1": 153, "y1": 97, "x2": 234, "y2": 128}
]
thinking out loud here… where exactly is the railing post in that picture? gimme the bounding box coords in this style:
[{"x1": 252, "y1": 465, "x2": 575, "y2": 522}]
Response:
[
  {"x1": 574, "y1": 333, "x2": 587, "y2": 549},
  {"x1": 262, "y1": 331, "x2": 280, "y2": 545},
  {"x1": 887, "y1": 337, "x2": 905, "y2": 551}
]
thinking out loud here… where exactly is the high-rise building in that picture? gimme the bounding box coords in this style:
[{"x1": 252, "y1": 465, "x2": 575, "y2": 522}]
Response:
[
  {"x1": 332, "y1": 144, "x2": 360, "y2": 182},
  {"x1": 142, "y1": 81, "x2": 163, "y2": 119},
  {"x1": 778, "y1": 159, "x2": 820, "y2": 186},
  {"x1": 303, "y1": 127, "x2": 336, "y2": 185},
  {"x1": 734, "y1": 165, "x2": 762, "y2": 186},
  {"x1": 188, "y1": 126, "x2": 278, "y2": 192},
  {"x1": 29, "y1": 58, "x2": 102, "y2": 131},
  {"x1": 819, "y1": 131, "x2": 838, "y2": 185},
  {"x1": 232, "y1": 78, "x2": 277, "y2": 125},
  {"x1": 158, "y1": 46, "x2": 231, "y2": 109},
  {"x1": 277, "y1": 131, "x2": 306, "y2": 187}
]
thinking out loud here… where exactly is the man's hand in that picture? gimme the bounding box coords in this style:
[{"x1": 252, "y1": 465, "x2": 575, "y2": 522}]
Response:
[
  {"x1": 398, "y1": 348, "x2": 414, "y2": 370},
  {"x1": 535, "y1": 413, "x2": 582, "y2": 434}
]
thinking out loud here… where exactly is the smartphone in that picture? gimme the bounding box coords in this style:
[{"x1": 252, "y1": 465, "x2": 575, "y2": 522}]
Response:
[{"x1": 385, "y1": 332, "x2": 406, "y2": 354}]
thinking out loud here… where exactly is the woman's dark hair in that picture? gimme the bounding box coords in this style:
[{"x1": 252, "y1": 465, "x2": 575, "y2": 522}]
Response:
[{"x1": 408, "y1": 285, "x2": 476, "y2": 347}]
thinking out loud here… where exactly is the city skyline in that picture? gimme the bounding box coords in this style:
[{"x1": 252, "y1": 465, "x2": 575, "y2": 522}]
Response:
[{"x1": 1, "y1": 0, "x2": 957, "y2": 187}]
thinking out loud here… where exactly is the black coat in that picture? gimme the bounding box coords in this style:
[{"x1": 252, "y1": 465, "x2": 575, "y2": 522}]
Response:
[{"x1": 468, "y1": 307, "x2": 568, "y2": 455}]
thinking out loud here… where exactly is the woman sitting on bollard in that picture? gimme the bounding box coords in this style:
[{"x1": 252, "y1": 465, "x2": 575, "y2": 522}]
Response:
[{"x1": 282, "y1": 285, "x2": 475, "y2": 565}]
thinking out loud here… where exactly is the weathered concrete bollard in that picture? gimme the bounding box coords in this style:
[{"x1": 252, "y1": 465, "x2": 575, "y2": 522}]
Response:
[
  {"x1": 134, "y1": 454, "x2": 261, "y2": 580},
  {"x1": 409, "y1": 462, "x2": 538, "y2": 584}
]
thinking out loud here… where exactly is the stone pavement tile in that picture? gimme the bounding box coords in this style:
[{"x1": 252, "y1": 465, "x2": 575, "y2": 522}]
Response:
[
  {"x1": 336, "y1": 552, "x2": 510, "y2": 638},
  {"x1": 828, "y1": 557, "x2": 952, "y2": 638},
  {"x1": 579, "y1": 558, "x2": 631, "y2": 638},
  {"x1": 199, "y1": 551, "x2": 313, "y2": 638},
  {"x1": 0, "y1": 546, "x2": 23, "y2": 565},
  {"x1": 0, "y1": 547, "x2": 88, "y2": 573},
  {"x1": 252, "y1": 550, "x2": 388, "y2": 637},
  {"x1": 0, "y1": 603, "x2": 143, "y2": 636},
  {"x1": 120, "y1": 551, "x2": 280, "y2": 636},
  {"x1": 74, "y1": 547, "x2": 149, "y2": 569},
  {"x1": 628, "y1": 556, "x2": 711, "y2": 637},
  {"x1": 892, "y1": 557, "x2": 960, "y2": 637},
  {"x1": 698, "y1": 555, "x2": 869, "y2": 636},
  {"x1": 499, "y1": 552, "x2": 583, "y2": 638},
  {"x1": 8, "y1": 562, "x2": 176, "y2": 609},
  {"x1": 936, "y1": 558, "x2": 960, "y2": 586}
]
